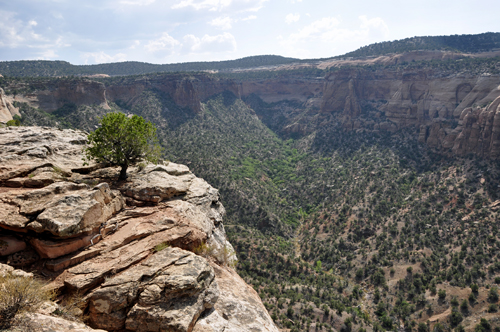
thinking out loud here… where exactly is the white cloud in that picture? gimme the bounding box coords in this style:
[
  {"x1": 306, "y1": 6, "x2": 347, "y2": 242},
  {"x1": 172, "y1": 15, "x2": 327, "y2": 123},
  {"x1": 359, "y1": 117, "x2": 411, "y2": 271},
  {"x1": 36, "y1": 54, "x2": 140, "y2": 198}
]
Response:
[
  {"x1": 359, "y1": 15, "x2": 389, "y2": 40},
  {"x1": 172, "y1": 0, "x2": 233, "y2": 11},
  {"x1": 209, "y1": 16, "x2": 233, "y2": 30},
  {"x1": 279, "y1": 15, "x2": 389, "y2": 57},
  {"x1": 119, "y1": 0, "x2": 156, "y2": 5},
  {"x1": 242, "y1": 15, "x2": 257, "y2": 21},
  {"x1": 0, "y1": 10, "x2": 70, "y2": 60},
  {"x1": 0, "y1": 11, "x2": 42, "y2": 48},
  {"x1": 172, "y1": 0, "x2": 267, "y2": 12},
  {"x1": 82, "y1": 51, "x2": 127, "y2": 64},
  {"x1": 38, "y1": 49, "x2": 59, "y2": 59},
  {"x1": 182, "y1": 32, "x2": 236, "y2": 53},
  {"x1": 288, "y1": 17, "x2": 341, "y2": 42},
  {"x1": 285, "y1": 13, "x2": 300, "y2": 24},
  {"x1": 145, "y1": 32, "x2": 180, "y2": 53},
  {"x1": 130, "y1": 40, "x2": 141, "y2": 49}
]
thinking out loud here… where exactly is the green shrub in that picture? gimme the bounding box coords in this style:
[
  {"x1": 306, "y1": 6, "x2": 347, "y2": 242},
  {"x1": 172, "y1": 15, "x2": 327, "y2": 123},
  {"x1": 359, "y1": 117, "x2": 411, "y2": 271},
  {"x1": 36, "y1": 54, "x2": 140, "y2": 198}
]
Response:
[
  {"x1": 153, "y1": 242, "x2": 170, "y2": 252},
  {"x1": 6, "y1": 119, "x2": 21, "y2": 126},
  {"x1": 0, "y1": 273, "x2": 55, "y2": 330},
  {"x1": 488, "y1": 287, "x2": 499, "y2": 302},
  {"x1": 194, "y1": 242, "x2": 237, "y2": 268}
]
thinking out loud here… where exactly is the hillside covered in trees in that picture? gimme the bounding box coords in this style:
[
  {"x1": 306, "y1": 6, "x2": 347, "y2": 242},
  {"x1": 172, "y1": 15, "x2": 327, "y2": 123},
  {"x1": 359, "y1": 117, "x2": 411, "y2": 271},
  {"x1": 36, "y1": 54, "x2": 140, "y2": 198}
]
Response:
[
  {"x1": 342, "y1": 32, "x2": 500, "y2": 58},
  {"x1": 1, "y1": 32, "x2": 499, "y2": 78}
]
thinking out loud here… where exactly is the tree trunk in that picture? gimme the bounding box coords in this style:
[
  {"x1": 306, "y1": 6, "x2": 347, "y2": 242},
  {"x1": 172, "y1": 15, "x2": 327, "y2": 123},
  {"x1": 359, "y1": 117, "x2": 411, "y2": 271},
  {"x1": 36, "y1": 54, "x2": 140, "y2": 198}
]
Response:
[{"x1": 119, "y1": 164, "x2": 128, "y2": 180}]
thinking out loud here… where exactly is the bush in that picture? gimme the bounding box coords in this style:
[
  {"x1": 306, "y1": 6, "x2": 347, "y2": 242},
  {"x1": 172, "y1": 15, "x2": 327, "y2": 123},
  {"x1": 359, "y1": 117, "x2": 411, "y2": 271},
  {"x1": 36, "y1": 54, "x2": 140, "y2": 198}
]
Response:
[
  {"x1": 6, "y1": 119, "x2": 21, "y2": 126},
  {"x1": 450, "y1": 309, "x2": 463, "y2": 327},
  {"x1": 438, "y1": 289, "x2": 446, "y2": 300},
  {"x1": 418, "y1": 322, "x2": 428, "y2": 332},
  {"x1": 0, "y1": 273, "x2": 54, "y2": 330},
  {"x1": 488, "y1": 287, "x2": 499, "y2": 303},
  {"x1": 194, "y1": 242, "x2": 237, "y2": 268},
  {"x1": 474, "y1": 318, "x2": 491, "y2": 332},
  {"x1": 84, "y1": 112, "x2": 161, "y2": 180}
]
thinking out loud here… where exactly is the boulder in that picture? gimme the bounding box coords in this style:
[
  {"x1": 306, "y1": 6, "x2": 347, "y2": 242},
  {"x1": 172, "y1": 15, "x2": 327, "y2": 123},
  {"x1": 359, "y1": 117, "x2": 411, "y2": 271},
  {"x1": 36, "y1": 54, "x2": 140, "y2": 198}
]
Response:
[
  {"x1": 88, "y1": 247, "x2": 218, "y2": 332},
  {"x1": 23, "y1": 313, "x2": 107, "y2": 332},
  {"x1": 0, "y1": 262, "x2": 33, "y2": 278},
  {"x1": 1, "y1": 182, "x2": 125, "y2": 238},
  {"x1": 120, "y1": 163, "x2": 196, "y2": 203},
  {"x1": 0, "y1": 236, "x2": 26, "y2": 256},
  {"x1": 193, "y1": 263, "x2": 279, "y2": 332}
]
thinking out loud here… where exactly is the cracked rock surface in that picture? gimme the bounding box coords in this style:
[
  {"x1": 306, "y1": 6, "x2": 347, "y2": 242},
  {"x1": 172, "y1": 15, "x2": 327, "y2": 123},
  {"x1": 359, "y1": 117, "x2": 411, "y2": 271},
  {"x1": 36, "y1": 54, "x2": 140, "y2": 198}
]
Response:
[{"x1": 0, "y1": 126, "x2": 277, "y2": 332}]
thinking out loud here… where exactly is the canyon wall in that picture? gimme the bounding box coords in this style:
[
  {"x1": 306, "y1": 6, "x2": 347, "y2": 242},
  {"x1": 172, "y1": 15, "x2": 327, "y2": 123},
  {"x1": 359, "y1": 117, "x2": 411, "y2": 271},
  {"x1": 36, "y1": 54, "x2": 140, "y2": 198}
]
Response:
[{"x1": 9, "y1": 69, "x2": 500, "y2": 159}]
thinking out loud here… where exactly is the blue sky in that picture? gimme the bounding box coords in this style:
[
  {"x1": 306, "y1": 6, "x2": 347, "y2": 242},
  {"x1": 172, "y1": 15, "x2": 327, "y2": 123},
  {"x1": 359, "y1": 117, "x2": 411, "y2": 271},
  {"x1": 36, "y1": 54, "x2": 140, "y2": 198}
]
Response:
[{"x1": 0, "y1": 0, "x2": 498, "y2": 65}]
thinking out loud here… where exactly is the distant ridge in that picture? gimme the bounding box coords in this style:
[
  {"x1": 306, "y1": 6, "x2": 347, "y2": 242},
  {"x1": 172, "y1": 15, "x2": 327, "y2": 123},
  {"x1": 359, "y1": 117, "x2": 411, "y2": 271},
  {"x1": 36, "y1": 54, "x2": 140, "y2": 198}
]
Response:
[
  {"x1": 0, "y1": 55, "x2": 299, "y2": 78},
  {"x1": 1, "y1": 32, "x2": 499, "y2": 77},
  {"x1": 342, "y1": 32, "x2": 500, "y2": 58}
]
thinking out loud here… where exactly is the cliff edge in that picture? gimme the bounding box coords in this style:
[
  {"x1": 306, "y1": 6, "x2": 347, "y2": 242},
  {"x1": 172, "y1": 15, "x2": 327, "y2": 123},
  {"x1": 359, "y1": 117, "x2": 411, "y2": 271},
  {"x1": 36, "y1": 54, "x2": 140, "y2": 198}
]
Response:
[{"x1": 0, "y1": 126, "x2": 278, "y2": 332}]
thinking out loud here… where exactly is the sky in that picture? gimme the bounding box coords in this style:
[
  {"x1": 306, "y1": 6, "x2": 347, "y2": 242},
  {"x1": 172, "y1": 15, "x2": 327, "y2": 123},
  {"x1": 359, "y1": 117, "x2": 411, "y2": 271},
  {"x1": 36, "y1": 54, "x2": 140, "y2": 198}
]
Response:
[{"x1": 0, "y1": 0, "x2": 499, "y2": 65}]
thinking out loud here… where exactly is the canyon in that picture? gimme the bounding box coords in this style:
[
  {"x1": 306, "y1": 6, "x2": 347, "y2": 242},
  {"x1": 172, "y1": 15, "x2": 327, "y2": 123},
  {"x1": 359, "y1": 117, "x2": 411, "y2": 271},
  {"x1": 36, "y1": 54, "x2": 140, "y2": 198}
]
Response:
[{"x1": 1, "y1": 48, "x2": 500, "y2": 332}]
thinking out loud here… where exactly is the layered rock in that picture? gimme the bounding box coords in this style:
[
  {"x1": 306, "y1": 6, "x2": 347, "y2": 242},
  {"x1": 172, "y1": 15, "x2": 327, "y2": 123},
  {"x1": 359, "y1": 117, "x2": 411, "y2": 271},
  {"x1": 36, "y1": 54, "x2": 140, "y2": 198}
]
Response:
[
  {"x1": 4, "y1": 66, "x2": 500, "y2": 159},
  {"x1": 88, "y1": 247, "x2": 218, "y2": 331},
  {"x1": 0, "y1": 126, "x2": 277, "y2": 332},
  {"x1": 0, "y1": 87, "x2": 20, "y2": 123}
]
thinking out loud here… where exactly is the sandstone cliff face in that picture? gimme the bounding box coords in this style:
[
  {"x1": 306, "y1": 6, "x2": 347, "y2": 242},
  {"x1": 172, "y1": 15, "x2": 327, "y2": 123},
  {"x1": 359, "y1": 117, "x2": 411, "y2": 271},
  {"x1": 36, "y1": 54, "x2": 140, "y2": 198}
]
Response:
[
  {"x1": 0, "y1": 126, "x2": 278, "y2": 332},
  {"x1": 318, "y1": 69, "x2": 500, "y2": 158},
  {"x1": 6, "y1": 67, "x2": 500, "y2": 159},
  {"x1": 33, "y1": 79, "x2": 111, "y2": 111},
  {"x1": 105, "y1": 74, "x2": 240, "y2": 113},
  {"x1": 0, "y1": 87, "x2": 20, "y2": 122}
]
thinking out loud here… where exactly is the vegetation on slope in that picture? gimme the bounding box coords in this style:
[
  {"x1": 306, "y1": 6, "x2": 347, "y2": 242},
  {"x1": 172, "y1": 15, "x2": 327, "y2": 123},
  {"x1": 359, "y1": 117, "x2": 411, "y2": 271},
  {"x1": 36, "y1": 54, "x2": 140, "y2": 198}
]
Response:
[
  {"x1": 0, "y1": 55, "x2": 299, "y2": 77},
  {"x1": 342, "y1": 32, "x2": 500, "y2": 58}
]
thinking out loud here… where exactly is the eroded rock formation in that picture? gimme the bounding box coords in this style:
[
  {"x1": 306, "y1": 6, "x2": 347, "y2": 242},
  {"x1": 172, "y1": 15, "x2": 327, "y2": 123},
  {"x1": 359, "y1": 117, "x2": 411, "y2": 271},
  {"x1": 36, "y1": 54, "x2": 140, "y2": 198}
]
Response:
[{"x1": 0, "y1": 126, "x2": 278, "y2": 332}]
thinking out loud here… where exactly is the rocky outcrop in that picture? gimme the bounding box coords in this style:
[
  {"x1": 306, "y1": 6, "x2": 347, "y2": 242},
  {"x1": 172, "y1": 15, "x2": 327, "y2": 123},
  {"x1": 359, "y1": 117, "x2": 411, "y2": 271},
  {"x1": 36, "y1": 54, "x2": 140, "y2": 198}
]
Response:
[
  {"x1": 104, "y1": 74, "x2": 240, "y2": 113},
  {"x1": 88, "y1": 247, "x2": 218, "y2": 331},
  {"x1": 194, "y1": 263, "x2": 280, "y2": 332},
  {"x1": 317, "y1": 69, "x2": 500, "y2": 158},
  {"x1": 0, "y1": 87, "x2": 20, "y2": 123},
  {"x1": 0, "y1": 126, "x2": 277, "y2": 332},
  {"x1": 34, "y1": 79, "x2": 110, "y2": 111}
]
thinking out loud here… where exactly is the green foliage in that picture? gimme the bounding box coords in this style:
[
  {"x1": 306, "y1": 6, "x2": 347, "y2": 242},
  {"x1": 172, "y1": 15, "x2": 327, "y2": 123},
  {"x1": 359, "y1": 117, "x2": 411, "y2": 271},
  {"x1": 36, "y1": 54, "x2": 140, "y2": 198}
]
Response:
[
  {"x1": 342, "y1": 32, "x2": 500, "y2": 58},
  {"x1": 6, "y1": 118, "x2": 21, "y2": 126},
  {"x1": 438, "y1": 289, "x2": 447, "y2": 300},
  {"x1": 450, "y1": 308, "x2": 463, "y2": 327},
  {"x1": 418, "y1": 322, "x2": 429, "y2": 332},
  {"x1": 460, "y1": 299, "x2": 468, "y2": 311},
  {"x1": 194, "y1": 242, "x2": 237, "y2": 268},
  {"x1": 488, "y1": 287, "x2": 499, "y2": 302},
  {"x1": 84, "y1": 112, "x2": 161, "y2": 180},
  {"x1": 0, "y1": 55, "x2": 300, "y2": 77},
  {"x1": 474, "y1": 319, "x2": 491, "y2": 332},
  {"x1": 154, "y1": 242, "x2": 170, "y2": 252}
]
